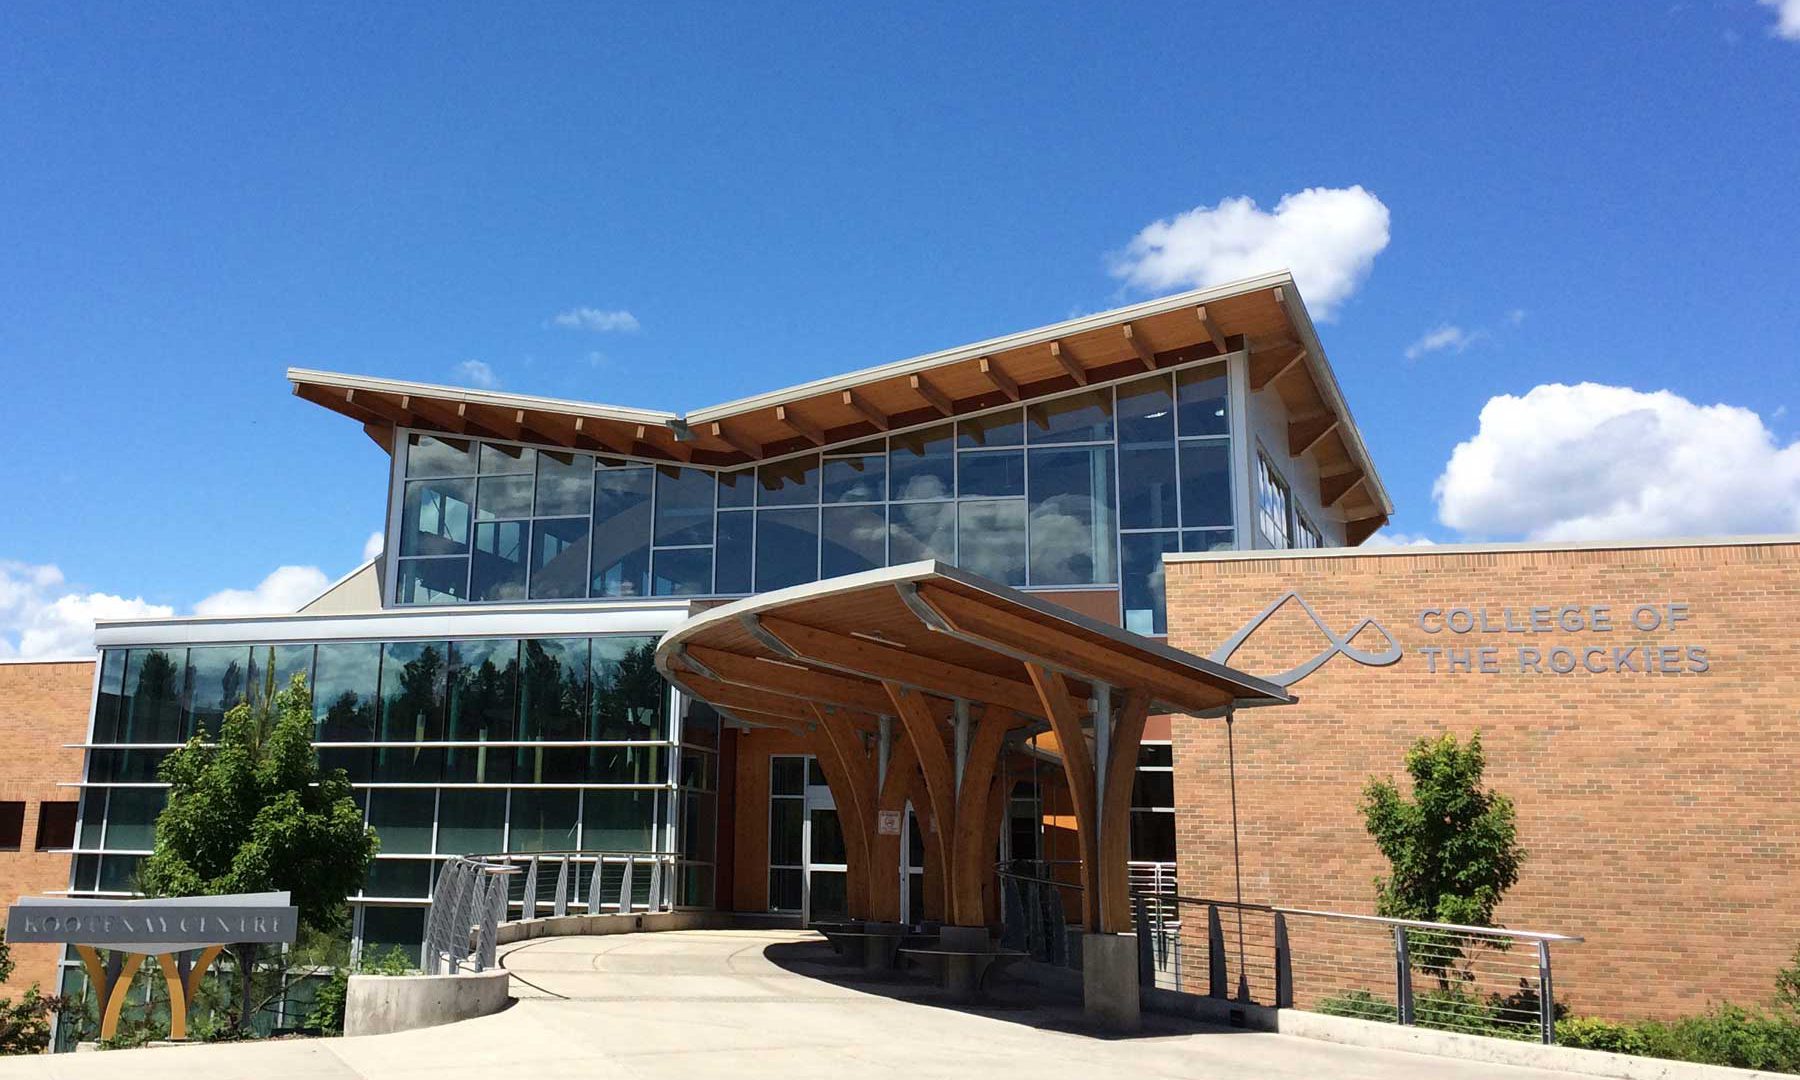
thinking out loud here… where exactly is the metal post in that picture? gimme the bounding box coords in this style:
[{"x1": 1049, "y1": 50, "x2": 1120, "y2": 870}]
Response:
[
  {"x1": 522, "y1": 855, "x2": 540, "y2": 919},
  {"x1": 1274, "y1": 912, "x2": 1293, "y2": 1008},
  {"x1": 619, "y1": 855, "x2": 635, "y2": 913},
  {"x1": 1207, "y1": 904, "x2": 1227, "y2": 998},
  {"x1": 952, "y1": 699, "x2": 971, "y2": 791},
  {"x1": 1394, "y1": 926, "x2": 1414, "y2": 1025},
  {"x1": 553, "y1": 855, "x2": 569, "y2": 917},
  {"x1": 1133, "y1": 893, "x2": 1154, "y2": 987},
  {"x1": 1538, "y1": 940, "x2": 1556, "y2": 1044},
  {"x1": 877, "y1": 716, "x2": 892, "y2": 791}
]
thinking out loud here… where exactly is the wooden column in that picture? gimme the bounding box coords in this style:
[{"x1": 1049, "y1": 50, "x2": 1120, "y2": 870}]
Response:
[
  {"x1": 1097, "y1": 689, "x2": 1151, "y2": 933},
  {"x1": 1025, "y1": 663, "x2": 1102, "y2": 931},
  {"x1": 808, "y1": 708, "x2": 877, "y2": 920},
  {"x1": 871, "y1": 734, "x2": 920, "y2": 923},
  {"x1": 885, "y1": 682, "x2": 973, "y2": 925}
]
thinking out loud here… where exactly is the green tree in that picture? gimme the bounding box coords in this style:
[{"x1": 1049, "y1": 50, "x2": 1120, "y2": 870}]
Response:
[
  {"x1": 139, "y1": 672, "x2": 378, "y2": 1034},
  {"x1": 0, "y1": 931, "x2": 66, "y2": 1055},
  {"x1": 1361, "y1": 732, "x2": 1524, "y2": 977}
]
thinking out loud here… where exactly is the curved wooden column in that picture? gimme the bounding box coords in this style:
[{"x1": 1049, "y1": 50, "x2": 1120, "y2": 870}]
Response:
[
  {"x1": 1025, "y1": 663, "x2": 1101, "y2": 931},
  {"x1": 1097, "y1": 689, "x2": 1151, "y2": 933},
  {"x1": 885, "y1": 683, "x2": 962, "y2": 922},
  {"x1": 807, "y1": 708, "x2": 877, "y2": 920},
  {"x1": 871, "y1": 734, "x2": 920, "y2": 923}
]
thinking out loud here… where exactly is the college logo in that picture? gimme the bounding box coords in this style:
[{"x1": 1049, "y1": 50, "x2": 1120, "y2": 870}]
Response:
[{"x1": 1208, "y1": 590, "x2": 1403, "y2": 687}]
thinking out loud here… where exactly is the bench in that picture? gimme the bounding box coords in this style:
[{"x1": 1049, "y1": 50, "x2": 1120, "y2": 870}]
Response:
[
  {"x1": 816, "y1": 925, "x2": 910, "y2": 970},
  {"x1": 897, "y1": 944, "x2": 1030, "y2": 1002}
]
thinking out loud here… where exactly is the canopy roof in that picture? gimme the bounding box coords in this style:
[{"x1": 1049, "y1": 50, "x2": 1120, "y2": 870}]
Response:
[
  {"x1": 291, "y1": 270, "x2": 1392, "y2": 536},
  {"x1": 654, "y1": 561, "x2": 1293, "y2": 732}
]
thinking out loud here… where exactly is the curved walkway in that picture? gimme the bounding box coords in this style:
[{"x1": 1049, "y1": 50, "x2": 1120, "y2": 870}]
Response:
[{"x1": 2, "y1": 929, "x2": 1600, "y2": 1079}]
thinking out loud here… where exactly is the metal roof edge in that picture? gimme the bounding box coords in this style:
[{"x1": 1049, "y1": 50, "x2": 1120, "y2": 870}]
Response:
[
  {"x1": 1273, "y1": 281, "x2": 1394, "y2": 517},
  {"x1": 1165, "y1": 533, "x2": 1800, "y2": 564},
  {"x1": 286, "y1": 368, "x2": 682, "y2": 425}
]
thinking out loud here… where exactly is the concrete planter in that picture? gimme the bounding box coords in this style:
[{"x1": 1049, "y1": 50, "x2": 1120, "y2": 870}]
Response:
[{"x1": 343, "y1": 968, "x2": 510, "y2": 1037}]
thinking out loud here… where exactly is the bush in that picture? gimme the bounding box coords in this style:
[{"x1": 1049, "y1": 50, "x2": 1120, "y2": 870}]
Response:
[
  {"x1": 302, "y1": 946, "x2": 419, "y2": 1037},
  {"x1": 1555, "y1": 1017, "x2": 1652, "y2": 1056},
  {"x1": 1315, "y1": 989, "x2": 1398, "y2": 1023}
]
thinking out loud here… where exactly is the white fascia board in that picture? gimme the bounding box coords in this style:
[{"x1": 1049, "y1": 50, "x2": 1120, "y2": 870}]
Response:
[
  {"x1": 286, "y1": 368, "x2": 681, "y2": 426},
  {"x1": 682, "y1": 270, "x2": 1302, "y2": 425},
  {"x1": 94, "y1": 600, "x2": 696, "y2": 649},
  {"x1": 1164, "y1": 533, "x2": 1800, "y2": 564},
  {"x1": 1272, "y1": 282, "x2": 1394, "y2": 517}
]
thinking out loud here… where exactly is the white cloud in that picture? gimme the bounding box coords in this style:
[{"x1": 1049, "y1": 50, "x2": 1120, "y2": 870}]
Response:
[
  {"x1": 0, "y1": 562, "x2": 172, "y2": 659},
  {"x1": 1108, "y1": 186, "x2": 1391, "y2": 320},
  {"x1": 1506, "y1": 309, "x2": 1528, "y2": 326},
  {"x1": 1404, "y1": 324, "x2": 1485, "y2": 361},
  {"x1": 362, "y1": 531, "x2": 385, "y2": 563},
  {"x1": 1435, "y1": 382, "x2": 1800, "y2": 541},
  {"x1": 192, "y1": 566, "x2": 331, "y2": 617},
  {"x1": 453, "y1": 359, "x2": 499, "y2": 389},
  {"x1": 1362, "y1": 531, "x2": 1438, "y2": 548},
  {"x1": 552, "y1": 307, "x2": 640, "y2": 333},
  {"x1": 1761, "y1": 0, "x2": 1800, "y2": 40}
]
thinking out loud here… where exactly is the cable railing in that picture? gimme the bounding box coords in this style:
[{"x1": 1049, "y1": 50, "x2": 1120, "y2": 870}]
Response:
[
  {"x1": 1133, "y1": 892, "x2": 1583, "y2": 1044},
  {"x1": 421, "y1": 850, "x2": 676, "y2": 975}
]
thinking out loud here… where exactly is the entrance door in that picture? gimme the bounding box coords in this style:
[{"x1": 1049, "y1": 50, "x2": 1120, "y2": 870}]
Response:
[
  {"x1": 899, "y1": 802, "x2": 926, "y2": 926},
  {"x1": 768, "y1": 755, "x2": 848, "y2": 923},
  {"x1": 803, "y1": 767, "x2": 848, "y2": 923}
]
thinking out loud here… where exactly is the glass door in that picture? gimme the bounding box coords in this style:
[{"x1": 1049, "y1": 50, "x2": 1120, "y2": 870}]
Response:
[
  {"x1": 768, "y1": 755, "x2": 848, "y2": 923},
  {"x1": 899, "y1": 802, "x2": 926, "y2": 926},
  {"x1": 803, "y1": 760, "x2": 848, "y2": 923}
]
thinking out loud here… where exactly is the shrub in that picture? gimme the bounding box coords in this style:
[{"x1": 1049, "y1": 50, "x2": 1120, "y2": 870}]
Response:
[
  {"x1": 303, "y1": 946, "x2": 419, "y2": 1037},
  {"x1": 1555, "y1": 1017, "x2": 1652, "y2": 1056},
  {"x1": 1315, "y1": 989, "x2": 1398, "y2": 1023}
]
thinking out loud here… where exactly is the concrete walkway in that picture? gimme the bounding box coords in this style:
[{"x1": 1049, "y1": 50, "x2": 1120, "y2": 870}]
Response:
[{"x1": 2, "y1": 929, "x2": 1599, "y2": 1079}]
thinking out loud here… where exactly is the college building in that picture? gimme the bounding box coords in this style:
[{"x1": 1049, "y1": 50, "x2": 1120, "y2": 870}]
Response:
[{"x1": 2, "y1": 270, "x2": 1794, "y2": 1031}]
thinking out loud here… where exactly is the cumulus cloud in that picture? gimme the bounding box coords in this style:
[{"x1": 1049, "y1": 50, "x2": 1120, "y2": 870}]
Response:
[
  {"x1": 453, "y1": 359, "x2": 499, "y2": 389},
  {"x1": 362, "y1": 530, "x2": 384, "y2": 562},
  {"x1": 192, "y1": 566, "x2": 332, "y2": 617},
  {"x1": 1362, "y1": 531, "x2": 1439, "y2": 548},
  {"x1": 1435, "y1": 382, "x2": 1800, "y2": 541},
  {"x1": 1404, "y1": 324, "x2": 1485, "y2": 361},
  {"x1": 1761, "y1": 0, "x2": 1800, "y2": 39},
  {"x1": 0, "y1": 562, "x2": 173, "y2": 659},
  {"x1": 1108, "y1": 186, "x2": 1391, "y2": 320},
  {"x1": 552, "y1": 307, "x2": 640, "y2": 333}
]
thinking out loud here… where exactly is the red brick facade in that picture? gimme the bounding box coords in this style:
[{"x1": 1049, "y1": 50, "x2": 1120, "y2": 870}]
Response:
[
  {"x1": 0, "y1": 659, "x2": 93, "y2": 994},
  {"x1": 1164, "y1": 539, "x2": 1800, "y2": 1021}
]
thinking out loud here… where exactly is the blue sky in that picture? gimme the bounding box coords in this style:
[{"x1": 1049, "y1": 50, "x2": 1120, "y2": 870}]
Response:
[{"x1": 2, "y1": 2, "x2": 1797, "y2": 654}]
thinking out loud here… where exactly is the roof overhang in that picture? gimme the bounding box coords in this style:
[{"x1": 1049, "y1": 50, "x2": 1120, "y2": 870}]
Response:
[
  {"x1": 288, "y1": 269, "x2": 1391, "y2": 534},
  {"x1": 654, "y1": 561, "x2": 1292, "y2": 735}
]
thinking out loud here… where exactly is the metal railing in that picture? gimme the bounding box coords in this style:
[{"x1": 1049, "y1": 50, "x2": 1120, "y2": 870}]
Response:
[
  {"x1": 996, "y1": 864, "x2": 1083, "y2": 967},
  {"x1": 421, "y1": 850, "x2": 677, "y2": 975},
  {"x1": 1134, "y1": 892, "x2": 1583, "y2": 1044}
]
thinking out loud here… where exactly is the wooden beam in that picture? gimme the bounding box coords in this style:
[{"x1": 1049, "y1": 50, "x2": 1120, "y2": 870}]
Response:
[
  {"x1": 841, "y1": 389, "x2": 890, "y2": 430},
  {"x1": 461, "y1": 401, "x2": 522, "y2": 440},
  {"x1": 362, "y1": 421, "x2": 394, "y2": 453},
  {"x1": 571, "y1": 417, "x2": 623, "y2": 455},
  {"x1": 1318, "y1": 461, "x2": 1360, "y2": 480},
  {"x1": 401, "y1": 395, "x2": 487, "y2": 438},
  {"x1": 1097, "y1": 688, "x2": 1151, "y2": 933},
  {"x1": 809, "y1": 705, "x2": 877, "y2": 920},
  {"x1": 884, "y1": 682, "x2": 965, "y2": 924},
  {"x1": 1346, "y1": 515, "x2": 1387, "y2": 546},
  {"x1": 1122, "y1": 324, "x2": 1157, "y2": 371},
  {"x1": 344, "y1": 388, "x2": 409, "y2": 424},
  {"x1": 1196, "y1": 305, "x2": 1229, "y2": 354},
  {"x1": 1289, "y1": 414, "x2": 1340, "y2": 458},
  {"x1": 1025, "y1": 663, "x2": 1100, "y2": 931},
  {"x1": 774, "y1": 404, "x2": 825, "y2": 446},
  {"x1": 977, "y1": 356, "x2": 1020, "y2": 401},
  {"x1": 910, "y1": 373, "x2": 954, "y2": 417},
  {"x1": 674, "y1": 673, "x2": 821, "y2": 725},
  {"x1": 681, "y1": 645, "x2": 893, "y2": 714},
  {"x1": 710, "y1": 421, "x2": 762, "y2": 459},
  {"x1": 1320, "y1": 469, "x2": 1365, "y2": 508},
  {"x1": 1049, "y1": 340, "x2": 1088, "y2": 385},
  {"x1": 912, "y1": 584, "x2": 1237, "y2": 716},
  {"x1": 756, "y1": 615, "x2": 1043, "y2": 716},
  {"x1": 951, "y1": 707, "x2": 1022, "y2": 926},
  {"x1": 1250, "y1": 347, "x2": 1308, "y2": 392}
]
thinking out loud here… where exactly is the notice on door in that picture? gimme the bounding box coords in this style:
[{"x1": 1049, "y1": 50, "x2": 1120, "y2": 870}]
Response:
[{"x1": 878, "y1": 810, "x2": 902, "y2": 836}]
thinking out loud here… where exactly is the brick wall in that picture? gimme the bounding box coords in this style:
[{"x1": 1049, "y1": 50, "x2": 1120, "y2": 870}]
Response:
[
  {"x1": 0, "y1": 659, "x2": 93, "y2": 994},
  {"x1": 1164, "y1": 540, "x2": 1800, "y2": 1021}
]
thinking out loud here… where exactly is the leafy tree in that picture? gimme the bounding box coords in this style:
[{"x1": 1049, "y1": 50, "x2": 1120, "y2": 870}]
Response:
[
  {"x1": 139, "y1": 672, "x2": 379, "y2": 1033},
  {"x1": 0, "y1": 931, "x2": 67, "y2": 1055},
  {"x1": 1361, "y1": 732, "x2": 1524, "y2": 977}
]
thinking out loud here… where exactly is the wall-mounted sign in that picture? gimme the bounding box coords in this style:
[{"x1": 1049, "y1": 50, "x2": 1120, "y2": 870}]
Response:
[
  {"x1": 877, "y1": 809, "x2": 902, "y2": 836},
  {"x1": 1212, "y1": 592, "x2": 1710, "y2": 686}
]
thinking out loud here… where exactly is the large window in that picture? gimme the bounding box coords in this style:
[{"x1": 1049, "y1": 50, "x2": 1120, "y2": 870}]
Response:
[{"x1": 389, "y1": 360, "x2": 1237, "y2": 630}]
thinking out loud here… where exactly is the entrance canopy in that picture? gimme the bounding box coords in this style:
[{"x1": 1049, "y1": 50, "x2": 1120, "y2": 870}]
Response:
[{"x1": 654, "y1": 562, "x2": 1290, "y2": 933}]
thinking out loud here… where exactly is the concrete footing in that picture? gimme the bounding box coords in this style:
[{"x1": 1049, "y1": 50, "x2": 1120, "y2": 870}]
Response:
[
  {"x1": 1081, "y1": 932, "x2": 1142, "y2": 1031},
  {"x1": 344, "y1": 968, "x2": 510, "y2": 1037}
]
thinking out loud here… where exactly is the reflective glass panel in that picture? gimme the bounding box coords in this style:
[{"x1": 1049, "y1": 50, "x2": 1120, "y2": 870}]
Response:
[
  {"x1": 755, "y1": 508, "x2": 820, "y2": 591},
  {"x1": 404, "y1": 434, "x2": 475, "y2": 478},
  {"x1": 314, "y1": 643, "x2": 380, "y2": 743},
  {"x1": 518, "y1": 638, "x2": 588, "y2": 742},
  {"x1": 958, "y1": 408, "x2": 1023, "y2": 448},
  {"x1": 714, "y1": 511, "x2": 753, "y2": 594},
  {"x1": 479, "y1": 442, "x2": 534, "y2": 474},
  {"x1": 367, "y1": 789, "x2": 435, "y2": 854},
  {"x1": 1182, "y1": 528, "x2": 1235, "y2": 552},
  {"x1": 821, "y1": 505, "x2": 885, "y2": 578},
  {"x1": 1121, "y1": 531, "x2": 1180, "y2": 635},
  {"x1": 889, "y1": 502, "x2": 955, "y2": 564},
  {"x1": 888, "y1": 424, "x2": 953, "y2": 501},
  {"x1": 757, "y1": 455, "x2": 820, "y2": 506},
  {"x1": 471, "y1": 520, "x2": 527, "y2": 601},
  {"x1": 592, "y1": 465, "x2": 652, "y2": 598},
  {"x1": 102, "y1": 788, "x2": 163, "y2": 851},
  {"x1": 591, "y1": 636, "x2": 664, "y2": 741},
  {"x1": 716, "y1": 468, "x2": 756, "y2": 509},
  {"x1": 92, "y1": 650, "x2": 126, "y2": 744},
  {"x1": 770, "y1": 800, "x2": 803, "y2": 866},
  {"x1": 1119, "y1": 445, "x2": 1179, "y2": 529},
  {"x1": 956, "y1": 500, "x2": 1026, "y2": 585},
  {"x1": 365, "y1": 859, "x2": 432, "y2": 899},
  {"x1": 589, "y1": 743, "x2": 664, "y2": 784},
  {"x1": 1027, "y1": 446, "x2": 1116, "y2": 585},
  {"x1": 771, "y1": 756, "x2": 805, "y2": 796},
  {"x1": 1027, "y1": 388, "x2": 1113, "y2": 445},
  {"x1": 654, "y1": 466, "x2": 716, "y2": 545},
  {"x1": 475, "y1": 474, "x2": 533, "y2": 521},
  {"x1": 397, "y1": 557, "x2": 468, "y2": 605},
  {"x1": 530, "y1": 517, "x2": 591, "y2": 600},
  {"x1": 447, "y1": 639, "x2": 518, "y2": 744},
  {"x1": 247, "y1": 645, "x2": 314, "y2": 716},
  {"x1": 359, "y1": 906, "x2": 426, "y2": 966},
  {"x1": 122, "y1": 648, "x2": 184, "y2": 744},
  {"x1": 956, "y1": 449, "x2": 1024, "y2": 498},
  {"x1": 1179, "y1": 441, "x2": 1233, "y2": 528},
  {"x1": 509, "y1": 790, "x2": 579, "y2": 852},
  {"x1": 184, "y1": 646, "x2": 249, "y2": 739},
  {"x1": 535, "y1": 451, "x2": 594, "y2": 517},
  {"x1": 379, "y1": 640, "x2": 447, "y2": 743},
  {"x1": 400, "y1": 478, "x2": 473, "y2": 556},
  {"x1": 1176, "y1": 363, "x2": 1230, "y2": 437},
  {"x1": 581, "y1": 790, "x2": 658, "y2": 851},
  {"x1": 79, "y1": 789, "x2": 105, "y2": 849},
  {"x1": 436, "y1": 790, "x2": 506, "y2": 855},
  {"x1": 1117, "y1": 373, "x2": 1175, "y2": 443},
  {"x1": 1130, "y1": 812, "x2": 1176, "y2": 863},
  {"x1": 822, "y1": 455, "x2": 885, "y2": 504},
  {"x1": 652, "y1": 547, "x2": 713, "y2": 596}
]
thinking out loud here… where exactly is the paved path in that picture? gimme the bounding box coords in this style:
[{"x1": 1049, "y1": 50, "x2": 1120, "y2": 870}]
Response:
[{"x1": 2, "y1": 929, "x2": 1596, "y2": 1079}]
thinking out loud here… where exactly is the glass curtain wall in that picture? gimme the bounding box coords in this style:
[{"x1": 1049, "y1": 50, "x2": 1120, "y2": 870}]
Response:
[
  {"x1": 391, "y1": 361, "x2": 1236, "y2": 633},
  {"x1": 75, "y1": 635, "x2": 680, "y2": 962}
]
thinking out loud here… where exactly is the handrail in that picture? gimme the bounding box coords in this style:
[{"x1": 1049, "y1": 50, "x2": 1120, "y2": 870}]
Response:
[
  {"x1": 993, "y1": 865, "x2": 1084, "y2": 892},
  {"x1": 1159, "y1": 894, "x2": 1582, "y2": 943}
]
